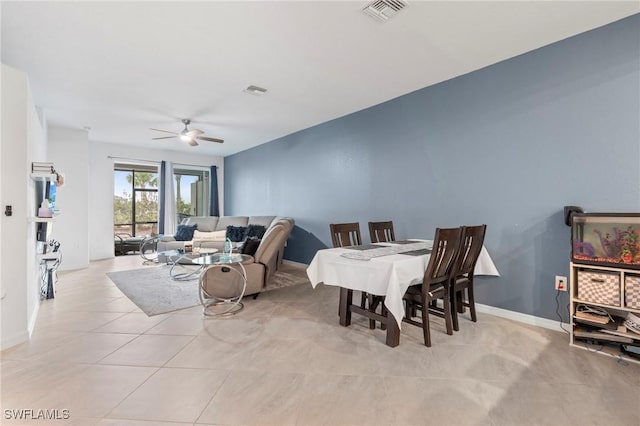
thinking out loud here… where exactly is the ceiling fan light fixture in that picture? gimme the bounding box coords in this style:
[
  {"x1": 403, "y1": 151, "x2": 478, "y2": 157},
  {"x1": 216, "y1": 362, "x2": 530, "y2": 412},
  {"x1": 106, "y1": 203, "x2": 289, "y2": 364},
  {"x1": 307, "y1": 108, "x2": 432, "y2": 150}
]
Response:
[{"x1": 150, "y1": 118, "x2": 224, "y2": 146}]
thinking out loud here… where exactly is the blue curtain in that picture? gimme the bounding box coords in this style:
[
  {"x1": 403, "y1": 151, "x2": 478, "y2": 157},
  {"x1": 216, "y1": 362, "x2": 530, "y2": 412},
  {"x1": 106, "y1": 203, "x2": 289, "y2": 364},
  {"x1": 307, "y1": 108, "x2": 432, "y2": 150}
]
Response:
[
  {"x1": 209, "y1": 165, "x2": 219, "y2": 216},
  {"x1": 159, "y1": 161, "x2": 166, "y2": 234}
]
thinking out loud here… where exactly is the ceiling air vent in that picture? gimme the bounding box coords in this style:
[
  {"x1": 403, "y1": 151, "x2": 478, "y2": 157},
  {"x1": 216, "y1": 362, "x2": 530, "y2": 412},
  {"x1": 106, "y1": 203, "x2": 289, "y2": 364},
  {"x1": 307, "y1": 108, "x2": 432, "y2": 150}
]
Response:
[
  {"x1": 243, "y1": 85, "x2": 267, "y2": 96},
  {"x1": 362, "y1": 0, "x2": 408, "y2": 22}
]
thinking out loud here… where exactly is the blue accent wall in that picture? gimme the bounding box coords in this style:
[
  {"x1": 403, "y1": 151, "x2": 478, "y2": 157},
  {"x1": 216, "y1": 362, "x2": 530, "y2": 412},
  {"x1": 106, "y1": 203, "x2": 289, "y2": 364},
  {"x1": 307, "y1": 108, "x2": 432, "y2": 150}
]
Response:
[{"x1": 225, "y1": 15, "x2": 640, "y2": 321}]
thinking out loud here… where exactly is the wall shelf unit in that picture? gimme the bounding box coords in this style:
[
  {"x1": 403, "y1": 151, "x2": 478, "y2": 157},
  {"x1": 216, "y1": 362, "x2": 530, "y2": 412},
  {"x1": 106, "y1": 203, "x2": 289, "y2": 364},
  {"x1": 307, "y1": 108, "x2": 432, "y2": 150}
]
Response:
[
  {"x1": 29, "y1": 162, "x2": 60, "y2": 243},
  {"x1": 29, "y1": 216, "x2": 57, "y2": 223},
  {"x1": 37, "y1": 252, "x2": 60, "y2": 262},
  {"x1": 30, "y1": 173, "x2": 57, "y2": 182}
]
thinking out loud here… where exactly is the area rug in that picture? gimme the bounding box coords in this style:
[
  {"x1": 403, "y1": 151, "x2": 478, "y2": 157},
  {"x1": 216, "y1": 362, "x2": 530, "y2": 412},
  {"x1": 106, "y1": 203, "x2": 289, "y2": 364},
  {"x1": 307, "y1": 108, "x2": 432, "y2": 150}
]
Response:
[{"x1": 107, "y1": 263, "x2": 310, "y2": 316}]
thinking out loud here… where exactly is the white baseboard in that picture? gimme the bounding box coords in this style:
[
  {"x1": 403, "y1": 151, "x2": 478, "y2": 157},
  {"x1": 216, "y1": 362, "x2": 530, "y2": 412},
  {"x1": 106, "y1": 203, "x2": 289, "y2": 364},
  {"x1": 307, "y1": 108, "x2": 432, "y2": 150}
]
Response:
[
  {"x1": 1, "y1": 330, "x2": 29, "y2": 351},
  {"x1": 283, "y1": 259, "x2": 308, "y2": 268},
  {"x1": 58, "y1": 262, "x2": 89, "y2": 272},
  {"x1": 476, "y1": 303, "x2": 564, "y2": 332},
  {"x1": 28, "y1": 299, "x2": 40, "y2": 338}
]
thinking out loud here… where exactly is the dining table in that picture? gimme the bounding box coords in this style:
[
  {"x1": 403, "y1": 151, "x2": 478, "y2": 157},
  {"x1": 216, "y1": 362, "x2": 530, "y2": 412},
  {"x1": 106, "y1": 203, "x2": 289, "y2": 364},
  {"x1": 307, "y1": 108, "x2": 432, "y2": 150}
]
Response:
[{"x1": 306, "y1": 239, "x2": 500, "y2": 347}]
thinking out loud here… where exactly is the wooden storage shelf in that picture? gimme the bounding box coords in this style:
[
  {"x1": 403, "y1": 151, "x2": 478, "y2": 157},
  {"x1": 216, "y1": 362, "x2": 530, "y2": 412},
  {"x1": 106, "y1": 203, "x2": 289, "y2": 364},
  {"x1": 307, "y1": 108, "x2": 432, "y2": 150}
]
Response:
[
  {"x1": 573, "y1": 338, "x2": 640, "y2": 360},
  {"x1": 570, "y1": 262, "x2": 640, "y2": 364},
  {"x1": 572, "y1": 298, "x2": 640, "y2": 314}
]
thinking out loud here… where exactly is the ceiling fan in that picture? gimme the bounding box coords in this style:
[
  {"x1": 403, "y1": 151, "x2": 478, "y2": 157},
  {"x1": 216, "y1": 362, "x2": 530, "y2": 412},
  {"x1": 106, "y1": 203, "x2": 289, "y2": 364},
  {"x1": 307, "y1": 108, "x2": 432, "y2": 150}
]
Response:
[{"x1": 150, "y1": 119, "x2": 224, "y2": 146}]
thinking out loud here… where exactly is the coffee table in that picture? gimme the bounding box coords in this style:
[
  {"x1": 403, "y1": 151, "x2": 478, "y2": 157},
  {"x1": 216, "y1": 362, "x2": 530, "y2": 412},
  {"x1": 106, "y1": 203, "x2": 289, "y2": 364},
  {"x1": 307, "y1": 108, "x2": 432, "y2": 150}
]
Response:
[{"x1": 158, "y1": 248, "x2": 219, "y2": 281}]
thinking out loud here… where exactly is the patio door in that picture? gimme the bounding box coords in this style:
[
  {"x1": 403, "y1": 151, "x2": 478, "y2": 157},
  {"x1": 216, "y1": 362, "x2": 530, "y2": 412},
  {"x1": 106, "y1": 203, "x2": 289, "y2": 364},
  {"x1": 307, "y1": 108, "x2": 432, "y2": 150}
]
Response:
[
  {"x1": 114, "y1": 164, "x2": 159, "y2": 236},
  {"x1": 173, "y1": 167, "x2": 209, "y2": 223}
]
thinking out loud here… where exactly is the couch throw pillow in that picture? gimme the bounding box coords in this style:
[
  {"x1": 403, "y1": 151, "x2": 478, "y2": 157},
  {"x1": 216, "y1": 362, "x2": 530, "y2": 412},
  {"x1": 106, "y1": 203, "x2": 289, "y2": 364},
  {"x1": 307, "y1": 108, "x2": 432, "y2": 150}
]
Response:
[
  {"x1": 174, "y1": 224, "x2": 198, "y2": 241},
  {"x1": 245, "y1": 224, "x2": 267, "y2": 239},
  {"x1": 226, "y1": 225, "x2": 247, "y2": 242},
  {"x1": 193, "y1": 230, "x2": 227, "y2": 241},
  {"x1": 241, "y1": 237, "x2": 261, "y2": 257}
]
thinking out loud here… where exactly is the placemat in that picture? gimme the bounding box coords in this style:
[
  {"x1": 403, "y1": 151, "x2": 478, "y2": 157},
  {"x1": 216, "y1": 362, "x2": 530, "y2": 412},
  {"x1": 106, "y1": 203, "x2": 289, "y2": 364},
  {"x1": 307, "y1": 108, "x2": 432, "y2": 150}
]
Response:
[
  {"x1": 343, "y1": 244, "x2": 380, "y2": 251},
  {"x1": 340, "y1": 242, "x2": 431, "y2": 261},
  {"x1": 399, "y1": 248, "x2": 432, "y2": 256},
  {"x1": 389, "y1": 240, "x2": 419, "y2": 245}
]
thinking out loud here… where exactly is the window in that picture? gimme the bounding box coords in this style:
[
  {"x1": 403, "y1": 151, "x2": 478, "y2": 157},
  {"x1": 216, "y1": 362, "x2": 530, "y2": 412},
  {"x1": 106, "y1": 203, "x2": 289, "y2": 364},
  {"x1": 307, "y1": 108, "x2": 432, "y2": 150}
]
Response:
[
  {"x1": 173, "y1": 168, "x2": 209, "y2": 222},
  {"x1": 114, "y1": 165, "x2": 159, "y2": 237}
]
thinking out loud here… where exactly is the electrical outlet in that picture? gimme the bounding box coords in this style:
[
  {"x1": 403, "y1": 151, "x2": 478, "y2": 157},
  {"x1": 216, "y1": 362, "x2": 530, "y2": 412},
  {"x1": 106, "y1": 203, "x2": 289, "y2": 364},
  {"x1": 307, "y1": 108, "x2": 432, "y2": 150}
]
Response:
[{"x1": 555, "y1": 275, "x2": 567, "y2": 291}]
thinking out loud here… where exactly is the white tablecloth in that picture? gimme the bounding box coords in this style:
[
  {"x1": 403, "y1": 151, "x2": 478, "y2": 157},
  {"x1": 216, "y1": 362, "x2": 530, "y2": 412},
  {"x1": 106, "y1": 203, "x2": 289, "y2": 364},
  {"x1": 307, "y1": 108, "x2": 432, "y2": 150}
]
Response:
[{"x1": 306, "y1": 240, "x2": 499, "y2": 329}]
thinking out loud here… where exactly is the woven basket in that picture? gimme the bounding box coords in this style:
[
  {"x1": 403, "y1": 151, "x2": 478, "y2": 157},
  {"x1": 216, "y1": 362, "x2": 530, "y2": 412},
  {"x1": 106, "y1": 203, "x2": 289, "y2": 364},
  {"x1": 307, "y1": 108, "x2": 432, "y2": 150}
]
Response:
[
  {"x1": 577, "y1": 270, "x2": 620, "y2": 306},
  {"x1": 624, "y1": 275, "x2": 640, "y2": 309}
]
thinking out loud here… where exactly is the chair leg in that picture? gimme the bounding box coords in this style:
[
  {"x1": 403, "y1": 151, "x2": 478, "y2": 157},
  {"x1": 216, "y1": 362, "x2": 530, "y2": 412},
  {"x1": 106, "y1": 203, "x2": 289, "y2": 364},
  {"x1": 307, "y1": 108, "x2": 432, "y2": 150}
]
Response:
[
  {"x1": 421, "y1": 297, "x2": 431, "y2": 347},
  {"x1": 468, "y1": 285, "x2": 477, "y2": 322},
  {"x1": 457, "y1": 291, "x2": 465, "y2": 313},
  {"x1": 443, "y1": 289, "x2": 453, "y2": 336},
  {"x1": 450, "y1": 287, "x2": 460, "y2": 332}
]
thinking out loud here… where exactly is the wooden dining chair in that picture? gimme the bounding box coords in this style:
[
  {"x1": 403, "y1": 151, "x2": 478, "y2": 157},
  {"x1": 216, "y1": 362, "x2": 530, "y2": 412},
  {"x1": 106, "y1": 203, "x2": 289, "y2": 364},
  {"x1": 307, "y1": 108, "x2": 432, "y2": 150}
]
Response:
[
  {"x1": 450, "y1": 224, "x2": 487, "y2": 331},
  {"x1": 329, "y1": 222, "x2": 380, "y2": 329},
  {"x1": 368, "y1": 221, "x2": 395, "y2": 243},
  {"x1": 403, "y1": 227, "x2": 462, "y2": 347},
  {"x1": 330, "y1": 222, "x2": 362, "y2": 247}
]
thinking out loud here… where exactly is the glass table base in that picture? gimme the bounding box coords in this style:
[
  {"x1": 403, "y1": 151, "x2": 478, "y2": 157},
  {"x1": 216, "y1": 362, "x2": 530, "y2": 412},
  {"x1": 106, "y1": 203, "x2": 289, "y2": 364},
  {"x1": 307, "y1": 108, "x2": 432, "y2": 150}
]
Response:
[
  {"x1": 170, "y1": 262, "x2": 204, "y2": 281},
  {"x1": 197, "y1": 257, "x2": 249, "y2": 317},
  {"x1": 201, "y1": 299, "x2": 244, "y2": 317}
]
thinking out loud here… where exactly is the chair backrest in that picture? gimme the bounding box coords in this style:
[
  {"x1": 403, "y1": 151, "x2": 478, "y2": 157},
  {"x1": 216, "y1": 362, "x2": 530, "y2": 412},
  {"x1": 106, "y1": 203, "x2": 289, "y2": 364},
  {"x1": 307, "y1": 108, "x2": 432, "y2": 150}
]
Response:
[
  {"x1": 423, "y1": 227, "x2": 462, "y2": 288},
  {"x1": 453, "y1": 224, "x2": 487, "y2": 278},
  {"x1": 368, "y1": 221, "x2": 395, "y2": 243},
  {"x1": 330, "y1": 222, "x2": 362, "y2": 247}
]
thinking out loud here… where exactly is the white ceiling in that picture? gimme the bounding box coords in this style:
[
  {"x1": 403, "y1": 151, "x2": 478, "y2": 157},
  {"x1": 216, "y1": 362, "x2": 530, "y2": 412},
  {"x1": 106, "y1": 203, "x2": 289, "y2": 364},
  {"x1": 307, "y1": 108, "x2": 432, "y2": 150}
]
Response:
[{"x1": 2, "y1": 1, "x2": 638, "y2": 157}]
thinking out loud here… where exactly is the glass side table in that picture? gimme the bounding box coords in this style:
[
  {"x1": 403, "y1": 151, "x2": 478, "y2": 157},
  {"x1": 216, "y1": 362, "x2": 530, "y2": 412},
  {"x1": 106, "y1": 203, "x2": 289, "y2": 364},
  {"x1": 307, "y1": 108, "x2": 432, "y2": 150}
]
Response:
[{"x1": 194, "y1": 253, "x2": 253, "y2": 317}]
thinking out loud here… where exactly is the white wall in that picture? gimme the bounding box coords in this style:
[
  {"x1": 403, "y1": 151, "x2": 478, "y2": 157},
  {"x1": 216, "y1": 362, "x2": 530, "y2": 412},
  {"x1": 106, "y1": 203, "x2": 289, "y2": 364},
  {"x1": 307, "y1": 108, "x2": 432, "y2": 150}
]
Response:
[
  {"x1": 1, "y1": 64, "x2": 47, "y2": 349},
  {"x1": 48, "y1": 127, "x2": 90, "y2": 270},
  {"x1": 88, "y1": 140, "x2": 224, "y2": 261},
  {"x1": 26, "y1": 107, "x2": 48, "y2": 329}
]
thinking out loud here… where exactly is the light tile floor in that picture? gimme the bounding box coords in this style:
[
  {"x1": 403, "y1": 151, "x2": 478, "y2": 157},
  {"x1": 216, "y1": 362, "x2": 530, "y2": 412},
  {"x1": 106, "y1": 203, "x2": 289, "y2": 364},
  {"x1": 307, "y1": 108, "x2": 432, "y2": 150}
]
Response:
[{"x1": 1, "y1": 255, "x2": 638, "y2": 425}]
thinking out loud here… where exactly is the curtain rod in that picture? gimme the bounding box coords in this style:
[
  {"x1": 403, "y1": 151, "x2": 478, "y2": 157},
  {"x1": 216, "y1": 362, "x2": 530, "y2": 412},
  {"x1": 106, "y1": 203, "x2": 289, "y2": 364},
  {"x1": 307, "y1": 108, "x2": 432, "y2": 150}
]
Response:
[
  {"x1": 107, "y1": 156, "x2": 217, "y2": 169},
  {"x1": 107, "y1": 156, "x2": 159, "y2": 165}
]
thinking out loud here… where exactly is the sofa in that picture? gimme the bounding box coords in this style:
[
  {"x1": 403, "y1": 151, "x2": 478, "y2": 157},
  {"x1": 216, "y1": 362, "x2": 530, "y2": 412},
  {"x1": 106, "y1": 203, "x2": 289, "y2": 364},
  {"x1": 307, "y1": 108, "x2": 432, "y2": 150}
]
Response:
[
  {"x1": 157, "y1": 216, "x2": 294, "y2": 291},
  {"x1": 200, "y1": 218, "x2": 294, "y2": 296},
  {"x1": 157, "y1": 216, "x2": 289, "y2": 251}
]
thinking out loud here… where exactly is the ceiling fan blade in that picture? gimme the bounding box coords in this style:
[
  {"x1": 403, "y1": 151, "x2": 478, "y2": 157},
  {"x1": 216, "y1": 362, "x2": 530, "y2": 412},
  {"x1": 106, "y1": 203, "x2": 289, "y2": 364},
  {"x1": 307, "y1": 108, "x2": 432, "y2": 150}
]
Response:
[
  {"x1": 188, "y1": 139, "x2": 199, "y2": 147},
  {"x1": 186, "y1": 129, "x2": 204, "y2": 136},
  {"x1": 196, "y1": 136, "x2": 224, "y2": 143},
  {"x1": 150, "y1": 128, "x2": 178, "y2": 135},
  {"x1": 152, "y1": 136, "x2": 177, "y2": 140}
]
